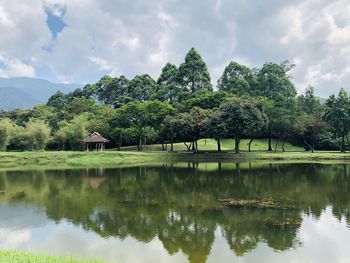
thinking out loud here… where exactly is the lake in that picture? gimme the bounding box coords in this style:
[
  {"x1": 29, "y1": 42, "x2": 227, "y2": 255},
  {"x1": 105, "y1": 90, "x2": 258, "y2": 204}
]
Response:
[{"x1": 0, "y1": 162, "x2": 350, "y2": 263}]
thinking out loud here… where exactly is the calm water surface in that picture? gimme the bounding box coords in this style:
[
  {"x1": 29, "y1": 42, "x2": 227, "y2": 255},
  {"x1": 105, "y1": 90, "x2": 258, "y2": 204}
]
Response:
[{"x1": 0, "y1": 162, "x2": 350, "y2": 263}]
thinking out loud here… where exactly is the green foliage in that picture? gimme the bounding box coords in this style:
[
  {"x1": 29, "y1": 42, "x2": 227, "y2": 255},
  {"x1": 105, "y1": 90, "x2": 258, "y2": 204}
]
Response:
[
  {"x1": 47, "y1": 91, "x2": 67, "y2": 110},
  {"x1": 256, "y1": 61, "x2": 297, "y2": 104},
  {"x1": 217, "y1": 61, "x2": 254, "y2": 96},
  {"x1": 173, "y1": 107, "x2": 212, "y2": 150},
  {"x1": 127, "y1": 74, "x2": 157, "y2": 102},
  {"x1": 324, "y1": 88, "x2": 350, "y2": 152},
  {"x1": 0, "y1": 118, "x2": 17, "y2": 151},
  {"x1": 178, "y1": 48, "x2": 212, "y2": 93},
  {"x1": 219, "y1": 97, "x2": 265, "y2": 153},
  {"x1": 156, "y1": 63, "x2": 180, "y2": 103},
  {"x1": 96, "y1": 75, "x2": 130, "y2": 107},
  {"x1": 111, "y1": 100, "x2": 175, "y2": 150},
  {"x1": 26, "y1": 119, "x2": 51, "y2": 150},
  {"x1": 186, "y1": 91, "x2": 228, "y2": 109},
  {"x1": 53, "y1": 114, "x2": 89, "y2": 150}
]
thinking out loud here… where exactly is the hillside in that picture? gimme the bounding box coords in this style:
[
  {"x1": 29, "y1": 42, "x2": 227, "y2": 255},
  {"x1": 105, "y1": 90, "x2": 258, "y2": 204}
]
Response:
[{"x1": 0, "y1": 77, "x2": 82, "y2": 110}]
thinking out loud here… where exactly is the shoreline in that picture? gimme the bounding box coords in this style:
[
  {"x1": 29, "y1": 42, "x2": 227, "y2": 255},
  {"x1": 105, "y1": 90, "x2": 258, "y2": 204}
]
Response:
[{"x1": 0, "y1": 151, "x2": 349, "y2": 170}]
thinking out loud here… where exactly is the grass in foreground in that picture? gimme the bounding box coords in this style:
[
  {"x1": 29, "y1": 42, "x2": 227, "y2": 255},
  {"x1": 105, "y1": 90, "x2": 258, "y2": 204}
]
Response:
[{"x1": 0, "y1": 249, "x2": 103, "y2": 263}]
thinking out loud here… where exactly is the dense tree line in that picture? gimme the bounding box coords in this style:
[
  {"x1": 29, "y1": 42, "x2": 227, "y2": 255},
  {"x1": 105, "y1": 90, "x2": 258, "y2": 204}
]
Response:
[{"x1": 0, "y1": 47, "x2": 349, "y2": 152}]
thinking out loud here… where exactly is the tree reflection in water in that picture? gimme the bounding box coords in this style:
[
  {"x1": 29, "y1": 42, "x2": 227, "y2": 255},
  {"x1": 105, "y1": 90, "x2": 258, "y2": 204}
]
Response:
[{"x1": 0, "y1": 162, "x2": 349, "y2": 263}]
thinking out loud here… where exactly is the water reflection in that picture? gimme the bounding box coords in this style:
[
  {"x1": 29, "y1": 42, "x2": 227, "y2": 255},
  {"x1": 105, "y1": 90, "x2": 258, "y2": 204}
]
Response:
[{"x1": 0, "y1": 163, "x2": 350, "y2": 262}]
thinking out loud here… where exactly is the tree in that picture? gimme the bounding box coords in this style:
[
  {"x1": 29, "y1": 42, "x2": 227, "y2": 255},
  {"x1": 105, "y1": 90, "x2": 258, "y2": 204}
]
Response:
[
  {"x1": 269, "y1": 104, "x2": 303, "y2": 152},
  {"x1": 256, "y1": 61, "x2": 297, "y2": 151},
  {"x1": 298, "y1": 87, "x2": 326, "y2": 152},
  {"x1": 64, "y1": 97, "x2": 99, "y2": 117},
  {"x1": 298, "y1": 86, "x2": 321, "y2": 114},
  {"x1": 244, "y1": 99, "x2": 266, "y2": 152},
  {"x1": 156, "y1": 63, "x2": 180, "y2": 103},
  {"x1": 127, "y1": 74, "x2": 157, "y2": 102},
  {"x1": 185, "y1": 91, "x2": 228, "y2": 110},
  {"x1": 217, "y1": 61, "x2": 254, "y2": 96},
  {"x1": 174, "y1": 107, "x2": 212, "y2": 151},
  {"x1": 178, "y1": 48, "x2": 212, "y2": 93},
  {"x1": 0, "y1": 118, "x2": 17, "y2": 151},
  {"x1": 324, "y1": 89, "x2": 350, "y2": 152},
  {"x1": 26, "y1": 119, "x2": 51, "y2": 150},
  {"x1": 220, "y1": 97, "x2": 264, "y2": 153},
  {"x1": 96, "y1": 75, "x2": 130, "y2": 107},
  {"x1": 112, "y1": 100, "x2": 174, "y2": 151},
  {"x1": 206, "y1": 111, "x2": 227, "y2": 151},
  {"x1": 47, "y1": 91, "x2": 67, "y2": 110},
  {"x1": 53, "y1": 114, "x2": 89, "y2": 150},
  {"x1": 162, "y1": 115, "x2": 177, "y2": 151}
]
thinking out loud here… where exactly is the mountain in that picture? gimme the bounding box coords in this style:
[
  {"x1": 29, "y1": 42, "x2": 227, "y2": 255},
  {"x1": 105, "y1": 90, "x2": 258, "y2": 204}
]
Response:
[{"x1": 0, "y1": 77, "x2": 82, "y2": 110}]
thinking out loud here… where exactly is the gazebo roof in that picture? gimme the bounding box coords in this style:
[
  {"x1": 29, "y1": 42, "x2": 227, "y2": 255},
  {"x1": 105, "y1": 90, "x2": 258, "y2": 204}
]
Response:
[{"x1": 83, "y1": 132, "x2": 109, "y2": 143}]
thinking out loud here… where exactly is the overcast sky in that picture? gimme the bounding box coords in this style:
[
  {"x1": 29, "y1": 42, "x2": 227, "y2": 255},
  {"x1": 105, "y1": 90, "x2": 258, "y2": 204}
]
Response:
[{"x1": 0, "y1": 0, "x2": 349, "y2": 96}]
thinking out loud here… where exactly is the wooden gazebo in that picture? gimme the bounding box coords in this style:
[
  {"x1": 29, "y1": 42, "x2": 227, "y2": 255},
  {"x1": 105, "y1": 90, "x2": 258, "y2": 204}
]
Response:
[{"x1": 83, "y1": 132, "x2": 109, "y2": 151}]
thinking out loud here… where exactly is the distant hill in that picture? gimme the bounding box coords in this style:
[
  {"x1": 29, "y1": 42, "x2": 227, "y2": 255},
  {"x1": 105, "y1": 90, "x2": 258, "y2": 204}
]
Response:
[{"x1": 0, "y1": 77, "x2": 82, "y2": 110}]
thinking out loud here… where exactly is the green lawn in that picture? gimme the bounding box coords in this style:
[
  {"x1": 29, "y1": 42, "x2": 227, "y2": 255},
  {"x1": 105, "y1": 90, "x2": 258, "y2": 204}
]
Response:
[
  {"x1": 0, "y1": 250, "x2": 103, "y2": 263},
  {"x1": 0, "y1": 150, "x2": 170, "y2": 169},
  {"x1": 120, "y1": 138, "x2": 304, "y2": 152}
]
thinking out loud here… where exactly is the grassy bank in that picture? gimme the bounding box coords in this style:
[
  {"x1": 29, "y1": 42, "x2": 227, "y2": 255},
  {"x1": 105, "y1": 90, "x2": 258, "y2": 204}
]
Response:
[
  {"x1": 0, "y1": 249, "x2": 103, "y2": 263},
  {"x1": 0, "y1": 151, "x2": 171, "y2": 169},
  {"x1": 119, "y1": 138, "x2": 304, "y2": 151},
  {"x1": 0, "y1": 150, "x2": 350, "y2": 170}
]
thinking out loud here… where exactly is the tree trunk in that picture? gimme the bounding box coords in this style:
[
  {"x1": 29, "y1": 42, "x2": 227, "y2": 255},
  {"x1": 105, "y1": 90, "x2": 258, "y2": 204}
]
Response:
[
  {"x1": 303, "y1": 137, "x2": 313, "y2": 153},
  {"x1": 161, "y1": 143, "x2": 165, "y2": 151},
  {"x1": 170, "y1": 131, "x2": 174, "y2": 152},
  {"x1": 191, "y1": 140, "x2": 196, "y2": 151},
  {"x1": 217, "y1": 138, "x2": 221, "y2": 152},
  {"x1": 268, "y1": 125, "x2": 273, "y2": 151},
  {"x1": 281, "y1": 140, "x2": 285, "y2": 152},
  {"x1": 234, "y1": 138, "x2": 240, "y2": 154},
  {"x1": 341, "y1": 135, "x2": 346, "y2": 153},
  {"x1": 195, "y1": 140, "x2": 198, "y2": 152},
  {"x1": 139, "y1": 137, "x2": 142, "y2": 151},
  {"x1": 248, "y1": 138, "x2": 253, "y2": 152},
  {"x1": 274, "y1": 139, "x2": 279, "y2": 152},
  {"x1": 184, "y1": 142, "x2": 191, "y2": 151}
]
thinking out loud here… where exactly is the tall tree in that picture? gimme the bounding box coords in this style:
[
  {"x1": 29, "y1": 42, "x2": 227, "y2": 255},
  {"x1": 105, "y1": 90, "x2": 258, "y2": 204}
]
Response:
[
  {"x1": 298, "y1": 87, "x2": 325, "y2": 152},
  {"x1": 47, "y1": 91, "x2": 67, "y2": 111},
  {"x1": 217, "y1": 61, "x2": 254, "y2": 96},
  {"x1": 298, "y1": 86, "x2": 321, "y2": 114},
  {"x1": 96, "y1": 75, "x2": 130, "y2": 107},
  {"x1": 127, "y1": 74, "x2": 157, "y2": 102},
  {"x1": 324, "y1": 88, "x2": 350, "y2": 152},
  {"x1": 256, "y1": 61, "x2": 297, "y2": 151},
  {"x1": 178, "y1": 48, "x2": 212, "y2": 93},
  {"x1": 156, "y1": 63, "x2": 180, "y2": 103}
]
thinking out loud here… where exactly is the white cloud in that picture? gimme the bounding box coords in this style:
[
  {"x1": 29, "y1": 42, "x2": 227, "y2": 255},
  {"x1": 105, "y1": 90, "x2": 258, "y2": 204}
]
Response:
[
  {"x1": 1, "y1": 0, "x2": 350, "y2": 96},
  {"x1": 0, "y1": 54, "x2": 35, "y2": 78}
]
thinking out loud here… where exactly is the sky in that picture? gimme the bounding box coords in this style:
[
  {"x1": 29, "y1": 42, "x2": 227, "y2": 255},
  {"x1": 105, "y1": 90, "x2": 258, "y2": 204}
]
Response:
[{"x1": 0, "y1": 0, "x2": 350, "y2": 97}]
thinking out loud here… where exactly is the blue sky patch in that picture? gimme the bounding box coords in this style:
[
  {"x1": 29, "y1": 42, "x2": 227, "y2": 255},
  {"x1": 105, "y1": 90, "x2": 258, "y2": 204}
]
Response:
[{"x1": 45, "y1": 6, "x2": 67, "y2": 40}]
